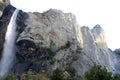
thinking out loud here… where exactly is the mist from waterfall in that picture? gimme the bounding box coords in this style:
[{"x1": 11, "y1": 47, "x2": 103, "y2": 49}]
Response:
[{"x1": 0, "y1": 9, "x2": 19, "y2": 77}]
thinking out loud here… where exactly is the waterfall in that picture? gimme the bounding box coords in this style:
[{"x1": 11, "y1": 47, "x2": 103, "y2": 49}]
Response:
[{"x1": 0, "y1": 9, "x2": 19, "y2": 77}]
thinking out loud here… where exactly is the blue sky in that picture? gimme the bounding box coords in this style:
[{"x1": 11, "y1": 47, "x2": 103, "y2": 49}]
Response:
[{"x1": 11, "y1": 0, "x2": 120, "y2": 50}]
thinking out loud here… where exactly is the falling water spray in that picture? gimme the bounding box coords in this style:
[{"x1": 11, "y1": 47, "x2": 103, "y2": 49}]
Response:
[{"x1": 0, "y1": 9, "x2": 19, "y2": 77}]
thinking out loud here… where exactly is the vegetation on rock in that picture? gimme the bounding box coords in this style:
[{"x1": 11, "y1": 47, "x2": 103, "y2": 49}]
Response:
[
  {"x1": 50, "y1": 68, "x2": 77, "y2": 80},
  {"x1": 5, "y1": 67, "x2": 77, "y2": 80}
]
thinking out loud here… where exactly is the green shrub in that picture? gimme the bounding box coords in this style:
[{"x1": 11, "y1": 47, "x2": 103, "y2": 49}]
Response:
[
  {"x1": 51, "y1": 68, "x2": 65, "y2": 80},
  {"x1": 66, "y1": 67, "x2": 76, "y2": 77},
  {"x1": 85, "y1": 64, "x2": 120, "y2": 80},
  {"x1": 51, "y1": 68, "x2": 77, "y2": 80},
  {"x1": 113, "y1": 74, "x2": 120, "y2": 80},
  {"x1": 24, "y1": 70, "x2": 36, "y2": 80},
  {"x1": 5, "y1": 73, "x2": 17, "y2": 80},
  {"x1": 37, "y1": 72, "x2": 50, "y2": 80}
]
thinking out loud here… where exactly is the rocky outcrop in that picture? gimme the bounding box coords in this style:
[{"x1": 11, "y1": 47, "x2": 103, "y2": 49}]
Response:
[
  {"x1": 14, "y1": 9, "x2": 83, "y2": 75},
  {"x1": 17, "y1": 9, "x2": 83, "y2": 48},
  {"x1": 73, "y1": 25, "x2": 115, "y2": 76},
  {"x1": 0, "y1": 4, "x2": 120, "y2": 79},
  {"x1": 0, "y1": 0, "x2": 10, "y2": 17}
]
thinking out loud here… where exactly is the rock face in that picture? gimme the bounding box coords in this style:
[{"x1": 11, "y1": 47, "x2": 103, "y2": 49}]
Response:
[
  {"x1": 0, "y1": 0, "x2": 10, "y2": 16},
  {"x1": 17, "y1": 9, "x2": 82, "y2": 48},
  {"x1": 0, "y1": 4, "x2": 120, "y2": 78},
  {"x1": 113, "y1": 49, "x2": 120, "y2": 74},
  {"x1": 14, "y1": 9, "x2": 83, "y2": 75},
  {"x1": 73, "y1": 25, "x2": 115, "y2": 76}
]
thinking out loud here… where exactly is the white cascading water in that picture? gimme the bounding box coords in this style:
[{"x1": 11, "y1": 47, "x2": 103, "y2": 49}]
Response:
[{"x1": 0, "y1": 9, "x2": 19, "y2": 77}]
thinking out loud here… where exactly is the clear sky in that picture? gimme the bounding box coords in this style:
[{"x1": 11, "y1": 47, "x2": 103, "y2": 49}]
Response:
[{"x1": 11, "y1": 0, "x2": 120, "y2": 50}]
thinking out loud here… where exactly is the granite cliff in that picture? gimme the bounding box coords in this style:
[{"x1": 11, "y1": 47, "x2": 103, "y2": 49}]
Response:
[{"x1": 0, "y1": 3, "x2": 119, "y2": 79}]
